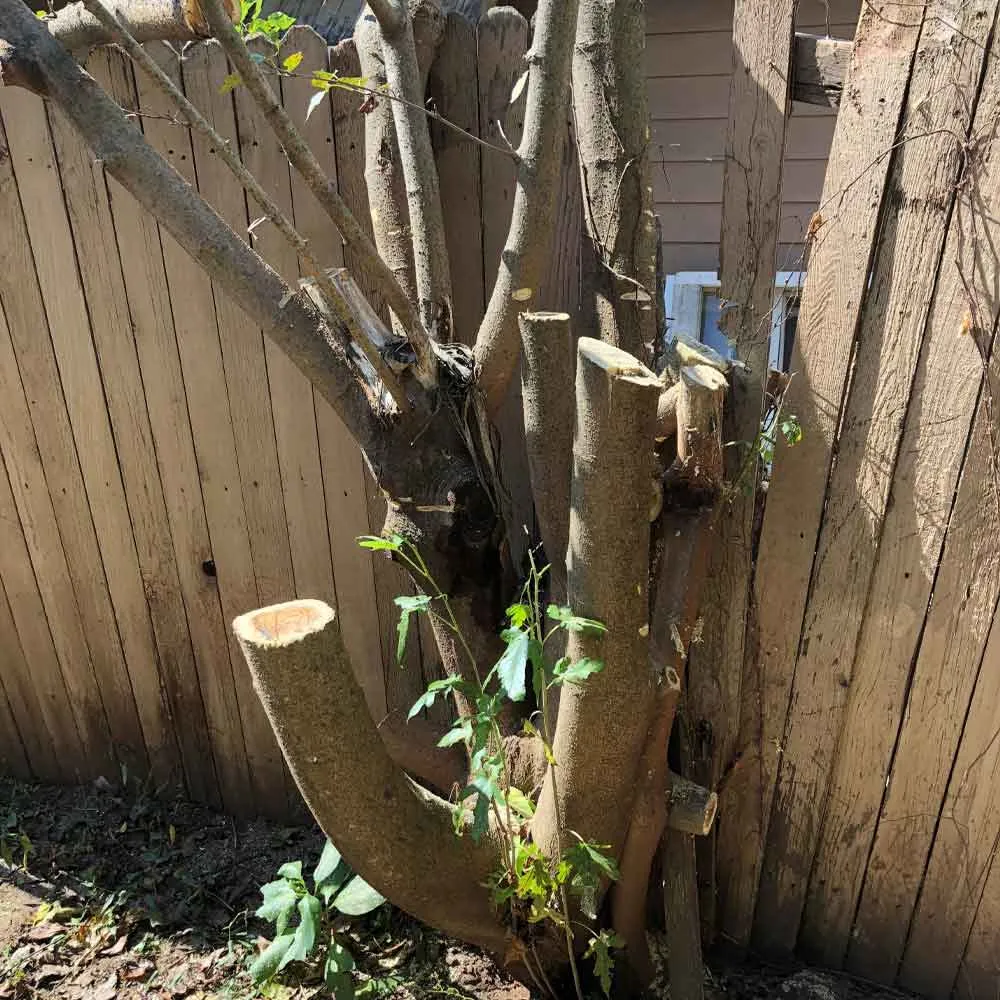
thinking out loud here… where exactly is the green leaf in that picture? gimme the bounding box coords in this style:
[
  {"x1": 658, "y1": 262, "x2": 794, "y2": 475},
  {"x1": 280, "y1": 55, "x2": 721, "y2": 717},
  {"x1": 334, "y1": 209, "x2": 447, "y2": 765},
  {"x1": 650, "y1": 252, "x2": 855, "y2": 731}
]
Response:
[
  {"x1": 219, "y1": 72, "x2": 242, "y2": 94},
  {"x1": 504, "y1": 786, "x2": 535, "y2": 819},
  {"x1": 313, "y1": 840, "x2": 342, "y2": 887},
  {"x1": 356, "y1": 533, "x2": 404, "y2": 552},
  {"x1": 438, "y1": 719, "x2": 473, "y2": 748},
  {"x1": 277, "y1": 860, "x2": 304, "y2": 883},
  {"x1": 546, "y1": 605, "x2": 608, "y2": 634},
  {"x1": 333, "y1": 874, "x2": 385, "y2": 916},
  {"x1": 552, "y1": 656, "x2": 605, "y2": 687},
  {"x1": 780, "y1": 415, "x2": 802, "y2": 446},
  {"x1": 282, "y1": 50, "x2": 304, "y2": 72},
  {"x1": 325, "y1": 940, "x2": 357, "y2": 998},
  {"x1": 394, "y1": 594, "x2": 430, "y2": 666},
  {"x1": 278, "y1": 894, "x2": 321, "y2": 971},
  {"x1": 495, "y1": 628, "x2": 529, "y2": 702},
  {"x1": 407, "y1": 675, "x2": 466, "y2": 720},
  {"x1": 256, "y1": 879, "x2": 299, "y2": 934},
  {"x1": 249, "y1": 933, "x2": 295, "y2": 983},
  {"x1": 584, "y1": 930, "x2": 623, "y2": 998},
  {"x1": 506, "y1": 603, "x2": 531, "y2": 628}
]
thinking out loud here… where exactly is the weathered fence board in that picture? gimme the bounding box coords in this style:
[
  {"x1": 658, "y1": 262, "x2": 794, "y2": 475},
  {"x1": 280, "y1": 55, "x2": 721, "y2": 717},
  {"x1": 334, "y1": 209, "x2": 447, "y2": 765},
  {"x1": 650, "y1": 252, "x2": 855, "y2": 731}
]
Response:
[
  {"x1": 797, "y1": 3, "x2": 1000, "y2": 968},
  {"x1": 750, "y1": 2, "x2": 924, "y2": 955},
  {"x1": 699, "y1": 0, "x2": 795, "y2": 948}
]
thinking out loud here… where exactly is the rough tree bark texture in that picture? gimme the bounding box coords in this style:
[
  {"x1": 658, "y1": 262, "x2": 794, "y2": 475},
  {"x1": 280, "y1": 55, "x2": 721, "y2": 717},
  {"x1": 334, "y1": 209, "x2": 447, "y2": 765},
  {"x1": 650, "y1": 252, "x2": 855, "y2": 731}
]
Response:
[
  {"x1": 366, "y1": 0, "x2": 453, "y2": 341},
  {"x1": 532, "y1": 338, "x2": 660, "y2": 868},
  {"x1": 573, "y1": 0, "x2": 657, "y2": 362},
  {"x1": 355, "y1": 0, "x2": 444, "y2": 336},
  {"x1": 474, "y1": 0, "x2": 581, "y2": 414},
  {"x1": 233, "y1": 601, "x2": 507, "y2": 953}
]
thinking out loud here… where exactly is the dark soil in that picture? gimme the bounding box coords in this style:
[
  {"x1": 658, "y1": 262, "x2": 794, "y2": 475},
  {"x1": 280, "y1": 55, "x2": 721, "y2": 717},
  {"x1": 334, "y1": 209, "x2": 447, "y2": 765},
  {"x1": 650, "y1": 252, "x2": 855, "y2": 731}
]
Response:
[{"x1": 0, "y1": 778, "x2": 921, "y2": 1000}]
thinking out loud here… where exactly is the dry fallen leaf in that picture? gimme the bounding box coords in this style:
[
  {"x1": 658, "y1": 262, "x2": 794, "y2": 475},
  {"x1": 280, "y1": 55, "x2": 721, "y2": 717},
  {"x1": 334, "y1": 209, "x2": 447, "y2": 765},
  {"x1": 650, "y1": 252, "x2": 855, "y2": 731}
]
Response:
[
  {"x1": 92, "y1": 972, "x2": 118, "y2": 1000},
  {"x1": 102, "y1": 934, "x2": 129, "y2": 957}
]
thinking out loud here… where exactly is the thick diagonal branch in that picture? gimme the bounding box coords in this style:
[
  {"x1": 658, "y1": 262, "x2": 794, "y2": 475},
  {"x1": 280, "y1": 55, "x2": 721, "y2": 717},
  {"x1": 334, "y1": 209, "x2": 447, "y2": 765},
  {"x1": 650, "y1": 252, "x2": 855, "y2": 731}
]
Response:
[
  {"x1": 0, "y1": 0, "x2": 381, "y2": 451},
  {"x1": 364, "y1": 0, "x2": 453, "y2": 341},
  {"x1": 474, "y1": 0, "x2": 580, "y2": 416},
  {"x1": 574, "y1": 0, "x2": 657, "y2": 360},
  {"x1": 82, "y1": 0, "x2": 407, "y2": 408},
  {"x1": 199, "y1": 0, "x2": 437, "y2": 387},
  {"x1": 531, "y1": 338, "x2": 661, "y2": 871},
  {"x1": 234, "y1": 601, "x2": 506, "y2": 952},
  {"x1": 39, "y1": 0, "x2": 235, "y2": 52}
]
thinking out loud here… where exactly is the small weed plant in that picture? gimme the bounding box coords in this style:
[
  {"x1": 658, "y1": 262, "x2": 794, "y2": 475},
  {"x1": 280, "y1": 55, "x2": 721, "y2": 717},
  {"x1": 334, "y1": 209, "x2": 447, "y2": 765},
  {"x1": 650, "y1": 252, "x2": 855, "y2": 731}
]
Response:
[
  {"x1": 359, "y1": 534, "x2": 625, "y2": 1000},
  {"x1": 252, "y1": 840, "x2": 391, "y2": 998}
]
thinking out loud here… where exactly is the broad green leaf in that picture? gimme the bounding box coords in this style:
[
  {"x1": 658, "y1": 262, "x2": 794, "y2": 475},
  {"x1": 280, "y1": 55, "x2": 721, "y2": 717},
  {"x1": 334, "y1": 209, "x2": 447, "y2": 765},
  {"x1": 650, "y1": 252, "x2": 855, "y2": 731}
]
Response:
[
  {"x1": 506, "y1": 603, "x2": 530, "y2": 628},
  {"x1": 546, "y1": 604, "x2": 608, "y2": 634},
  {"x1": 262, "y1": 11, "x2": 294, "y2": 31},
  {"x1": 256, "y1": 879, "x2": 298, "y2": 934},
  {"x1": 282, "y1": 51, "x2": 304, "y2": 72},
  {"x1": 277, "y1": 860, "x2": 303, "y2": 882},
  {"x1": 313, "y1": 840, "x2": 342, "y2": 887},
  {"x1": 356, "y1": 533, "x2": 403, "y2": 552},
  {"x1": 438, "y1": 719, "x2": 473, "y2": 748},
  {"x1": 249, "y1": 50, "x2": 268, "y2": 63},
  {"x1": 333, "y1": 874, "x2": 385, "y2": 916},
  {"x1": 585, "y1": 931, "x2": 622, "y2": 998},
  {"x1": 407, "y1": 675, "x2": 465, "y2": 720},
  {"x1": 249, "y1": 933, "x2": 295, "y2": 983},
  {"x1": 495, "y1": 628, "x2": 529, "y2": 702},
  {"x1": 393, "y1": 593, "x2": 430, "y2": 666},
  {"x1": 278, "y1": 894, "x2": 321, "y2": 971},
  {"x1": 504, "y1": 786, "x2": 535, "y2": 819},
  {"x1": 552, "y1": 656, "x2": 605, "y2": 687},
  {"x1": 325, "y1": 938, "x2": 356, "y2": 976},
  {"x1": 219, "y1": 72, "x2": 242, "y2": 94},
  {"x1": 333, "y1": 75, "x2": 369, "y2": 89},
  {"x1": 326, "y1": 970, "x2": 355, "y2": 1000}
]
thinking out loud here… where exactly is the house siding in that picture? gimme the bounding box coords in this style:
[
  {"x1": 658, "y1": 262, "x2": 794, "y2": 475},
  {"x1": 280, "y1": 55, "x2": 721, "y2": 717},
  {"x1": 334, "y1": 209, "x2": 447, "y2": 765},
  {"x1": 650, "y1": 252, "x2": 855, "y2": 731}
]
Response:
[{"x1": 647, "y1": 0, "x2": 862, "y2": 274}]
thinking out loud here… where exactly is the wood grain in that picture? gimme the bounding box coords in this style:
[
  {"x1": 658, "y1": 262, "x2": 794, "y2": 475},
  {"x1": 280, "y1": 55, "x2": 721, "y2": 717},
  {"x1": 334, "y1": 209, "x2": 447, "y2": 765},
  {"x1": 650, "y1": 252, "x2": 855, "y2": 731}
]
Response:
[
  {"x1": 748, "y1": 1, "x2": 924, "y2": 956},
  {"x1": 796, "y1": 1, "x2": 1000, "y2": 968},
  {"x1": 707, "y1": 0, "x2": 795, "y2": 949}
]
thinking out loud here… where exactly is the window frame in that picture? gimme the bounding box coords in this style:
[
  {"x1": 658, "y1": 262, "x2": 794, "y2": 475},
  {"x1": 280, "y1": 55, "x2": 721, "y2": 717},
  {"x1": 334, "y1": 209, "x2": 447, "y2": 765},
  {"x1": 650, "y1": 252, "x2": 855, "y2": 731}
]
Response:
[{"x1": 664, "y1": 270, "x2": 805, "y2": 371}]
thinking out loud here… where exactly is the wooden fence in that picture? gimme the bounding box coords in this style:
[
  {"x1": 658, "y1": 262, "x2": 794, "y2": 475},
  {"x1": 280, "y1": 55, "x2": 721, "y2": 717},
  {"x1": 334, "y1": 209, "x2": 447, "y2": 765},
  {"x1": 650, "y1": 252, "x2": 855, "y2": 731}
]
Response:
[
  {"x1": 2, "y1": 5, "x2": 1000, "y2": 999},
  {"x1": 0, "y1": 20, "x2": 577, "y2": 817}
]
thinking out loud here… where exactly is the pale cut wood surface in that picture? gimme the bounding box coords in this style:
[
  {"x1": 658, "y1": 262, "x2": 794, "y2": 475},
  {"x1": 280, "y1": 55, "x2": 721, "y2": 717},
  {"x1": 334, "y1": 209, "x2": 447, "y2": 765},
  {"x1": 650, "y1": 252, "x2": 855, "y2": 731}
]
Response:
[
  {"x1": 91, "y1": 47, "x2": 245, "y2": 811},
  {"x1": 749, "y1": 2, "x2": 925, "y2": 956},
  {"x1": 706, "y1": 0, "x2": 795, "y2": 948},
  {"x1": 133, "y1": 42, "x2": 278, "y2": 814},
  {"x1": 429, "y1": 12, "x2": 485, "y2": 344},
  {"x1": 798, "y1": 3, "x2": 1000, "y2": 967}
]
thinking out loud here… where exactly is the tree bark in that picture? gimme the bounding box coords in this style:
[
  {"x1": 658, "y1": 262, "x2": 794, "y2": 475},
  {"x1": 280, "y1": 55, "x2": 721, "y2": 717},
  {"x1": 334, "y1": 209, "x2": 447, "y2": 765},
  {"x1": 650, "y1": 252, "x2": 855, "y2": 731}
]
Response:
[
  {"x1": 355, "y1": 0, "x2": 443, "y2": 338},
  {"x1": 573, "y1": 0, "x2": 657, "y2": 361},
  {"x1": 531, "y1": 338, "x2": 660, "y2": 874},
  {"x1": 200, "y1": 0, "x2": 438, "y2": 387},
  {"x1": 519, "y1": 311, "x2": 574, "y2": 598},
  {"x1": 39, "y1": 0, "x2": 235, "y2": 52},
  {"x1": 233, "y1": 600, "x2": 508, "y2": 955},
  {"x1": 364, "y1": 0, "x2": 453, "y2": 341},
  {"x1": 474, "y1": 0, "x2": 580, "y2": 415}
]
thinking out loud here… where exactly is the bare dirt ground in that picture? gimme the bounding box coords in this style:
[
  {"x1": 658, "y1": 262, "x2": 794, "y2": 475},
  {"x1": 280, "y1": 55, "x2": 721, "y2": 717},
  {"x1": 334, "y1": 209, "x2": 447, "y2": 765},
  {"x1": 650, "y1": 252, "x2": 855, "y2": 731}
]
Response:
[{"x1": 0, "y1": 778, "x2": 919, "y2": 1000}]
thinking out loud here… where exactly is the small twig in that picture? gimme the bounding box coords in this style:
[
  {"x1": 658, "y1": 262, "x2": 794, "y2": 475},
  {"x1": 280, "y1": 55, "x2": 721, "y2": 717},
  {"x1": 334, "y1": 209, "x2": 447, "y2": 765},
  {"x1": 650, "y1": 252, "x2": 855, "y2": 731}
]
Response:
[{"x1": 81, "y1": 0, "x2": 409, "y2": 411}]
